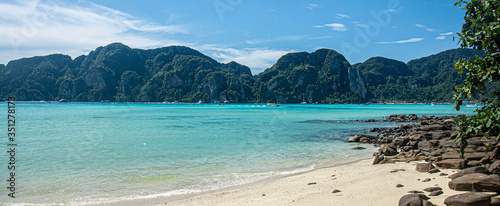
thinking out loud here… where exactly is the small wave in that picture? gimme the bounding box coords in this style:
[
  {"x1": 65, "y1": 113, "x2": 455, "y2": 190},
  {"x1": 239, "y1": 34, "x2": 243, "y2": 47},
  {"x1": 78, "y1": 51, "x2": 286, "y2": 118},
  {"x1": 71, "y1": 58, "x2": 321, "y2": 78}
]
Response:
[
  {"x1": 65, "y1": 189, "x2": 205, "y2": 206},
  {"x1": 276, "y1": 164, "x2": 316, "y2": 175},
  {"x1": 296, "y1": 119, "x2": 347, "y2": 123}
]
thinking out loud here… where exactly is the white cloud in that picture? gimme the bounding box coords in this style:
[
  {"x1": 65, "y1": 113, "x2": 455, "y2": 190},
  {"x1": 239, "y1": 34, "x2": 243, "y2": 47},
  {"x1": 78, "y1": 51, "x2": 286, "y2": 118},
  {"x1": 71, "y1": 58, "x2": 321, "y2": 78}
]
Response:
[
  {"x1": 309, "y1": 36, "x2": 334, "y2": 40},
  {"x1": 245, "y1": 36, "x2": 304, "y2": 45},
  {"x1": 336, "y1": 14, "x2": 351, "y2": 19},
  {"x1": 325, "y1": 23, "x2": 347, "y2": 31},
  {"x1": 416, "y1": 24, "x2": 436, "y2": 32},
  {"x1": 0, "y1": 0, "x2": 188, "y2": 64},
  {"x1": 350, "y1": 21, "x2": 368, "y2": 28},
  {"x1": 197, "y1": 45, "x2": 293, "y2": 74},
  {"x1": 245, "y1": 39, "x2": 271, "y2": 45},
  {"x1": 376, "y1": 38, "x2": 424, "y2": 44},
  {"x1": 304, "y1": 4, "x2": 321, "y2": 10},
  {"x1": 315, "y1": 23, "x2": 347, "y2": 31},
  {"x1": 440, "y1": 32, "x2": 454, "y2": 36},
  {"x1": 436, "y1": 32, "x2": 454, "y2": 40},
  {"x1": 276, "y1": 35, "x2": 305, "y2": 41}
]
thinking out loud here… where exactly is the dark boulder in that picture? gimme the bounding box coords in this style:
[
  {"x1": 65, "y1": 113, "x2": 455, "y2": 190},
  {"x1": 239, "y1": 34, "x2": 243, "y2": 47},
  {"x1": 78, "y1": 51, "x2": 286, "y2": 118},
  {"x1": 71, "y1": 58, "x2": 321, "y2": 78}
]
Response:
[
  {"x1": 436, "y1": 159, "x2": 466, "y2": 169},
  {"x1": 444, "y1": 192, "x2": 492, "y2": 206},
  {"x1": 464, "y1": 145, "x2": 477, "y2": 153},
  {"x1": 491, "y1": 196, "x2": 500, "y2": 206},
  {"x1": 347, "y1": 135, "x2": 362, "y2": 142},
  {"x1": 440, "y1": 140, "x2": 459, "y2": 149},
  {"x1": 428, "y1": 168, "x2": 441, "y2": 174},
  {"x1": 416, "y1": 163, "x2": 435, "y2": 173},
  {"x1": 448, "y1": 173, "x2": 500, "y2": 192},
  {"x1": 429, "y1": 190, "x2": 443, "y2": 196},
  {"x1": 441, "y1": 152, "x2": 461, "y2": 160},
  {"x1": 418, "y1": 141, "x2": 434, "y2": 152},
  {"x1": 461, "y1": 166, "x2": 488, "y2": 174},
  {"x1": 352, "y1": 146, "x2": 366, "y2": 150},
  {"x1": 467, "y1": 160, "x2": 482, "y2": 167},
  {"x1": 380, "y1": 144, "x2": 398, "y2": 156},
  {"x1": 423, "y1": 187, "x2": 442, "y2": 192},
  {"x1": 399, "y1": 194, "x2": 435, "y2": 206},
  {"x1": 421, "y1": 124, "x2": 447, "y2": 131},
  {"x1": 489, "y1": 160, "x2": 500, "y2": 174},
  {"x1": 430, "y1": 131, "x2": 451, "y2": 140},
  {"x1": 448, "y1": 173, "x2": 466, "y2": 180},
  {"x1": 373, "y1": 154, "x2": 385, "y2": 165},
  {"x1": 447, "y1": 166, "x2": 487, "y2": 180},
  {"x1": 465, "y1": 153, "x2": 489, "y2": 161}
]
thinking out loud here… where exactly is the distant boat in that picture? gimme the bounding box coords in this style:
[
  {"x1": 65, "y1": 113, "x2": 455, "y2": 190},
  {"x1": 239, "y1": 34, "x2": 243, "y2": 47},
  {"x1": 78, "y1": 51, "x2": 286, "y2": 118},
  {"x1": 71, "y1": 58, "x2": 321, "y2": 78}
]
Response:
[
  {"x1": 266, "y1": 103, "x2": 280, "y2": 107},
  {"x1": 101, "y1": 100, "x2": 110, "y2": 103},
  {"x1": 197, "y1": 100, "x2": 205, "y2": 104},
  {"x1": 59, "y1": 99, "x2": 69, "y2": 102},
  {"x1": 300, "y1": 102, "x2": 307, "y2": 104},
  {"x1": 466, "y1": 103, "x2": 478, "y2": 107},
  {"x1": 431, "y1": 103, "x2": 436, "y2": 106}
]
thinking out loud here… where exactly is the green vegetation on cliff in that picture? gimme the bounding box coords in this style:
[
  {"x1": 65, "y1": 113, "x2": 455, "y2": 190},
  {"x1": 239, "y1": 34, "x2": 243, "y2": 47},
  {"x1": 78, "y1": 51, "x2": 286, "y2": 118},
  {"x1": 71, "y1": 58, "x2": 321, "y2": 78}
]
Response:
[
  {"x1": 355, "y1": 48, "x2": 484, "y2": 103},
  {"x1": 0, "y1": 43, "x2": 483, "y2": 103},
  {"x1": 254, "y1": 49, "x2": 366, "y2": 103},
  {"x1": 0, "y1": 43, "x2": 254, "y2": 102}
]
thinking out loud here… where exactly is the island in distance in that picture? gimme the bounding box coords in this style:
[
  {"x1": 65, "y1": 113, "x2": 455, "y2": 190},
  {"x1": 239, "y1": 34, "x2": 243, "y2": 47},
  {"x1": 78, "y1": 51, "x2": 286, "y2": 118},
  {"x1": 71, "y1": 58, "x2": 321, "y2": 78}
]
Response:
[{"x1": 0, "y1": 43, "x2": 483, "y2": 103}]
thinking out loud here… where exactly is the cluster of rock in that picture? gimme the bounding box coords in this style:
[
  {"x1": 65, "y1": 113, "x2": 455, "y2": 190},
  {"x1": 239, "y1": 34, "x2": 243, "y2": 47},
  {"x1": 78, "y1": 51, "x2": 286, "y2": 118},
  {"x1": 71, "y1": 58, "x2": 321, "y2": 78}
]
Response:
[{"x1": 347, "y1": 114, "x2": 500, "y2": 206}]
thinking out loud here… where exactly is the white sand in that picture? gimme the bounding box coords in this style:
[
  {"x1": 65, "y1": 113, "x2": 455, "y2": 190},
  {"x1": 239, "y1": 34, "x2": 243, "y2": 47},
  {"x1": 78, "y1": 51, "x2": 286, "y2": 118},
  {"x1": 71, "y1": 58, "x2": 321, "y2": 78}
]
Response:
[{"x1": 140, "y1": 159, "x2": 462, "y2": 206}]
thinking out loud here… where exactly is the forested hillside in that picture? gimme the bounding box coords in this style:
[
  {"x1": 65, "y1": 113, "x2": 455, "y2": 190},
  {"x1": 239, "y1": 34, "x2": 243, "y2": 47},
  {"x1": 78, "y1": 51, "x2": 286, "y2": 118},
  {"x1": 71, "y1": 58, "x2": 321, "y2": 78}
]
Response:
[{"x1": 0, "y1": 43, "x2": 483, "y2": 103}]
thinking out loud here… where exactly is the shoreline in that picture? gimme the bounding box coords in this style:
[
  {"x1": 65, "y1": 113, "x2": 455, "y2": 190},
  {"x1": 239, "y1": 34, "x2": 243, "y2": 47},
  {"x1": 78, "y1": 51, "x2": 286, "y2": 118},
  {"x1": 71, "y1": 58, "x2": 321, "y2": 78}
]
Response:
[
  {"x1": 131, "y1": 158, "x2": 462, "y2": 206},
  {"x1": 7, "y1": 100, "x2": 464, "y2": 105},
  {"x1": 95, "y1": 147, "x2": 379, "y2": 206},
  {"x1": 105, "y1": 113, "x2": 499, "y2": 206},
  {"x1": 8, "y1": 109, "x2": 492, "y2": 206}
]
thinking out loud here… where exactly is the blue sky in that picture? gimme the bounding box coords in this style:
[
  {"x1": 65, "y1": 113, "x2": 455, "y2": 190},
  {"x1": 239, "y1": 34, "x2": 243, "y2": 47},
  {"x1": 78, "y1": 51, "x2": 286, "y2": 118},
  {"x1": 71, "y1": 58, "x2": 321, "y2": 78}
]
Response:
[{"x1": 0, "y1": 0, "x2": 465, "y2": 74}]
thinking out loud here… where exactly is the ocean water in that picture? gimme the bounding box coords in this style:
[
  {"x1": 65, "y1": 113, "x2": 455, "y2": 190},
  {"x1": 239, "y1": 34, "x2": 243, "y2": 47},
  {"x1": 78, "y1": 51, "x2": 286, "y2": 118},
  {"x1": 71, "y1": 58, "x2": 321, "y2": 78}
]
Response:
[{"x1": 0, "y1": 103, "x2": 477, "y2": 205}]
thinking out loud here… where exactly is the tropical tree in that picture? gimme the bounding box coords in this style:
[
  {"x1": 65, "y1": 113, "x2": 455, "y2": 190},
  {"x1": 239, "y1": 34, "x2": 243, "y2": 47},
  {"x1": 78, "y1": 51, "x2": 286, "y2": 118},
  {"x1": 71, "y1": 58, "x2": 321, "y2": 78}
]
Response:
[{"x1": 453, "y1": 0, "x2": 500, "y2": 156}]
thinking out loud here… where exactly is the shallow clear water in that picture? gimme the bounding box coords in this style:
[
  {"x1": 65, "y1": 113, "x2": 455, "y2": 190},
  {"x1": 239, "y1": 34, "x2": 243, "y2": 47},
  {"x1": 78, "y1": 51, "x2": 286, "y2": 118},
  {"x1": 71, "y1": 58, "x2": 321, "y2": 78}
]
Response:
[{"x1": 0, "y1": 103, "x2": 477, "y2": 205}]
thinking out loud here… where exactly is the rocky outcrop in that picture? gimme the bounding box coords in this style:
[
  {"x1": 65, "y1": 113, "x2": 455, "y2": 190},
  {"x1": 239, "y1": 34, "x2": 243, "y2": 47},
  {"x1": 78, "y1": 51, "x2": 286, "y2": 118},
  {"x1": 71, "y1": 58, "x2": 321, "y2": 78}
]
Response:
[
  {"x1": 435, "y1": 159, "x2": 466, "y2": 169},
  {"x1": 349, "y1": 113, "x2": 500, "y2": 206},
  {"x1": 448, "y1": 173, "x2": 500, "y2": 192},
  {"x1": 348, "y1": 114, "x2": 498, "y2": 170},
  {"x1": 348, "y1": 67, "x2": 367, "y2": 99},
  {"x1": 444, "y1": 192, "x2": 493, "y2": 206}
]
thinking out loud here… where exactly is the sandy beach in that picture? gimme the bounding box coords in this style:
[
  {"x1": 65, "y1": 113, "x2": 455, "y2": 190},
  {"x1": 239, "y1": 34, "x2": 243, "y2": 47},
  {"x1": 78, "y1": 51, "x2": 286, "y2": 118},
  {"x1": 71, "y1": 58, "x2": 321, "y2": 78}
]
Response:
[
  {"x1": 95, "y1": 114, "x2": 497, "y2": 206},
  {"x1": 121, "y1": 158, "x2": 462, "y2": 206}
]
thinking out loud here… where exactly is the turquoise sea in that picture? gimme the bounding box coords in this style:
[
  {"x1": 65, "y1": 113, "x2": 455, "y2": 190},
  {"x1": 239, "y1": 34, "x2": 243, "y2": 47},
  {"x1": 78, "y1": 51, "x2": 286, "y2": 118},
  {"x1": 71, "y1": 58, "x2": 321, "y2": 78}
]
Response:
[{"x1": 0, "y1": 103, "x2": 477, "y2": 205}]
